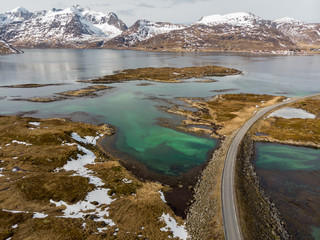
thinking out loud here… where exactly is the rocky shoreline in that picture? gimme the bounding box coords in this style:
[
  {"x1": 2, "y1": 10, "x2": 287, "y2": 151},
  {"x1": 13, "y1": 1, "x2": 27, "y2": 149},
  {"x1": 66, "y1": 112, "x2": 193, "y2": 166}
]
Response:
[
  {"x1": 235, "y1": 135, "x2": 290, "y2": 239},
  {"x1": 186, "y1": 132, "x2": 237, "y2": 239}
]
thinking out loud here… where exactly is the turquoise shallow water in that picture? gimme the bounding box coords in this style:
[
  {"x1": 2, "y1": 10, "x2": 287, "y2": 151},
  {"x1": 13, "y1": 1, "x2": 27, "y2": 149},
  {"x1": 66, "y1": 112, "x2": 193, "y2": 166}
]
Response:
[
  {"x1": 255, "y1": 142, "x2": 320, "y2": 171},
  {"x1": 1, "y1": 50, "x2": 320, "y2": 176},
  {"x1": 114, "y1": 126, "x2": 214, "y2": 175}
]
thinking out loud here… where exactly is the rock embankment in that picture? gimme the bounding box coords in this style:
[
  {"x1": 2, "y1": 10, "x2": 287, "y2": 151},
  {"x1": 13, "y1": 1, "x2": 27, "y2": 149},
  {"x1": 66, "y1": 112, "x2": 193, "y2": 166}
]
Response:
[
  {"x1": 186, "y1": 133, "x2": 237, "y2": 239},
  {"x1": 235, "y1": 135, "x2": 290, "y2": 240}
]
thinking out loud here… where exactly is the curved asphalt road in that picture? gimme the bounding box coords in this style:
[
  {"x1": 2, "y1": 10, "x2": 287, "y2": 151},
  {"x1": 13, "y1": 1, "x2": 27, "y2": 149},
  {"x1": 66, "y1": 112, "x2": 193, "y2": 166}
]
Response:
[{"x1": 221, "y1": 94, "x2": 319, "y2": 240}]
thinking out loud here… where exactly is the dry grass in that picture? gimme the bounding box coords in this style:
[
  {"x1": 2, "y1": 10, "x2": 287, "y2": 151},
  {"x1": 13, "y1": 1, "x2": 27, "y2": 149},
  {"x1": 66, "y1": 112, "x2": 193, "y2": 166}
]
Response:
[
  {"x1": 58, "y1": 85, "x2": 113, "y2": 97},
  {"x1": 251, "y1": 97, "x2": 320, "y2": 147},
  {"x1": 16, "y1": 174, "x2": 94, "y2": 203},
  {"x1": 0, "y1": 116, "x2": 183, "y2": 239},
  {"x1": 109, "y1": 182, "x2": 182, "y2": 239},
  {"x1": 26, "y1": 97, "x2": 63, "y2": 102}
]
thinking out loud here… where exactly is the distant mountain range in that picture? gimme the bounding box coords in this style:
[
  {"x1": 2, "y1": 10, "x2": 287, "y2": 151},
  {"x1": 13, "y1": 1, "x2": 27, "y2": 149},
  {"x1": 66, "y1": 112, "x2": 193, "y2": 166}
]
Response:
[{"x1": 0, "y1": 5, "x2": 320, "y2": 53}]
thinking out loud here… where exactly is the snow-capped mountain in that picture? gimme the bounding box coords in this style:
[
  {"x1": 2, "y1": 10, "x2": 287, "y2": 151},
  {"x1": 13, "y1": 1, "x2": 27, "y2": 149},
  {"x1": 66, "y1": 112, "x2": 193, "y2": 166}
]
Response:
[
  {"x1": 0, "y1": 39, "x2": 23, "y2": 54},
  {"x1": 0, "y1": 7, "x2": 319, "y2": 51},
  {"x1": 0, "y1": 7, "x2": 33, "y2": 23},
  {"x1": 0, "y1": 5, "x2": 127, "y2": 48},
  {"x1": 121, "y1": 12, "x2": 296, "y2": 51},
  {"x1": 106, "y1": 19, "x2": 185, "y2": 48},
  {"x1": 273, "y1": 17, "x2": 320, "y2": 47},
  {"x1": 196, "y1": 12, "x2": 267, "y2": 27}
]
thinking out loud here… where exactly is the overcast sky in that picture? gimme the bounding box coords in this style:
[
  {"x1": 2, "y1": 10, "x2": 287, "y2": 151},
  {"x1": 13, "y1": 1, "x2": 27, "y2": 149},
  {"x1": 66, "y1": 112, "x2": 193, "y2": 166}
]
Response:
[{"x1": 1, "y1": 0, "x2": 320, "y2": 26}]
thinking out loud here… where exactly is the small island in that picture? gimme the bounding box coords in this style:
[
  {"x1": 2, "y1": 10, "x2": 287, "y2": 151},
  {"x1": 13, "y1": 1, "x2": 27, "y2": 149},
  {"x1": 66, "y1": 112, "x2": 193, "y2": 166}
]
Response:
[
  {"x1": 13, "y1": 85, "x2": 114, "y2": 103},
  {"x1": 82, "y1": 65, "x2": 242, "y2": 84}
]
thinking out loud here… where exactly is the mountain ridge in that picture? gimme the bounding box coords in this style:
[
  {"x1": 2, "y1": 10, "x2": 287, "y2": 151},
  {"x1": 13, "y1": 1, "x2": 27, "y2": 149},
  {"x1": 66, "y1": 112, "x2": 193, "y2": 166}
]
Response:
[{"x1": 1, "y1": 6, "x2": 320, "y2": 52}]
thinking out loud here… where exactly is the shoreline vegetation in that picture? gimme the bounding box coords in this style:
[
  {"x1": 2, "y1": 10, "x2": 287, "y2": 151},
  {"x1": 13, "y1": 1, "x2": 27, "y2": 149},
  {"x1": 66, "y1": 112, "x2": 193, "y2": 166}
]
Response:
[
  {"x1": 162, "y1": 93, "x2": 285, "y2": 138},
  {"x1": 250, "y1": 95, "x2": 320, "y2": 148}
]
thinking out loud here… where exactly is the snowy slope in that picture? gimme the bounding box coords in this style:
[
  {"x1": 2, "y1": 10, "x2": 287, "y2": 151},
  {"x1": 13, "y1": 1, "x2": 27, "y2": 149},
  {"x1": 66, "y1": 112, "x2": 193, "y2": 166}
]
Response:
[
  {"x1": 273, "y1": 17, "x2": 304, "y2": 25},
  {"x1": 106, "y1": 19, "x2": 186, "y2": 47},
  {"x1": 273, "y1": 17, "x2": 320, "y2": 46},
  {"x1": 129, "y1": 20, "x2": 186, "y2": 42},
  {"x1": 196, "y1": 12, "x2": 265, "y2": 27},
  {"x1": 0, "y1": 7, "x2": 33, "y2": 24},
  {"x1": 0, "y1": 5, "x2": 127, "y2": 47}
]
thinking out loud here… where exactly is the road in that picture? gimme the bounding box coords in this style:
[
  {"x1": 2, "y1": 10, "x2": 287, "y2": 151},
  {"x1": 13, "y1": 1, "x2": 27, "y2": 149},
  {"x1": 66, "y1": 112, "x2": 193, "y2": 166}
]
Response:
[{"x1": 221, "y1": 94, "x2": 318, "y2": 240}]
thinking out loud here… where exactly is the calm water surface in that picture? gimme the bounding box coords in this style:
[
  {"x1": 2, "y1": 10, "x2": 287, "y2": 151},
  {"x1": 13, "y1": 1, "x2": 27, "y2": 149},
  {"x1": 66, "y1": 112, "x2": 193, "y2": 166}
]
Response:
[{"x1": 255, "y1": 142, "x2": 320, "y2": 239}]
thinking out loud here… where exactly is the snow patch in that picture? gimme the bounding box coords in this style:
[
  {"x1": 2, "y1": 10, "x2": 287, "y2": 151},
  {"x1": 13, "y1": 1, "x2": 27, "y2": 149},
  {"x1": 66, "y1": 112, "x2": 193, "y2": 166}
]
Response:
[
  {"x1": 160, "y1": 213, "x2": 189, "y2": 240},
  {"x1": 274, "y1": 17, "x2": 303, "y2": 25},
  {"x1": 197, "y1": 12, "x2": 261, "y2": 27},
  {"x1": 2, "y1": 209, "x2": 29, "y2": 214},
  {"x1": 28, "y1": 122, "x2": 40, "y2": 126},
  {"x1": 53, "y1": 143, "x2": 116, "y2": 230},
  {"x1": 12, "y1": 140, "x2": 32, "y2": 146},
  {"x1": 122, "y1": 178, "x2": 132, "y2": 184},
  {"x1": 33, "y1": 212, "x2": 48, "y2": 218},
  {"x1": 50, "y1": 188, "x2": 115, "y2": 227},
  {"x1": 158, "y1": 190, "x2": 167, "y2": 203},
  {"x1": 56, "y1": 144, "x2": 103, "y2": 186},
  {"x1": 71, "y1": 132, "x2": 102, "y2": 145},
  {"x1": 12, "y1": 224, "x2": 19, "y2": 229},
  {"x1": 268, "y1": 107, "x2": 316, "y2": 119}
]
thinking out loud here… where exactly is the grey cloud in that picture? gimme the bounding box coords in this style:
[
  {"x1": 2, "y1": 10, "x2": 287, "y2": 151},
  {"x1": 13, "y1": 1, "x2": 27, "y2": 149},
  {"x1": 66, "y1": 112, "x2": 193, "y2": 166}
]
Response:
[
  {"x1": 53, "y1": 2, "x2": 67, "y2": 9},
  {"x1": 165, "y1": 0, "x2": 210, "y2": 5},
  {"x1": 137, "y1": 3, "x2": 156, "y2": 8},
  {"x1": 89, "y1": 3, "x2": 111, "y2": 7},
  {"x1": 117, "y1": 9, "x2": 134, "y2": 16}
]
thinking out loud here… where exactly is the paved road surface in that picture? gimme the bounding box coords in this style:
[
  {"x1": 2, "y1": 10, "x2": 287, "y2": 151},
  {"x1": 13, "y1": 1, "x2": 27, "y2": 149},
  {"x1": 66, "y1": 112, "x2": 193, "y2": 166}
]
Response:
[{"x1": 221, "y1": 94, "x2": 318, "y2": 240}]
